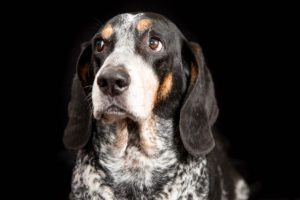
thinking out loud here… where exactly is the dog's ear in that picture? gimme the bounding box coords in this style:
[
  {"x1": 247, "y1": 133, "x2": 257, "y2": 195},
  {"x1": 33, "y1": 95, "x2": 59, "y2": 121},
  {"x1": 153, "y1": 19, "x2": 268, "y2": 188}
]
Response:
[
  {"x1": 77, "y1": 42, "x2": 94, "y2": 92},
  {"x1": 63, "y1": 43, "x2": 93, "y2": 150},
  {"x1": 179, "y1": 41, "x2": 219, "y2": 156}
]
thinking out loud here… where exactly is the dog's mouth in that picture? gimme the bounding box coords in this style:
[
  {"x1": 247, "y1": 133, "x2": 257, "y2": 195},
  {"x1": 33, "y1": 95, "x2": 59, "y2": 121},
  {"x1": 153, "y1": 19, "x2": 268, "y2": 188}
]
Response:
[
  {"x1": 100, "y1": 105, "x2": 132, "y2": 123},
  {"x1": 103, "y1": 105, "x2": 126, "y2": 116}
]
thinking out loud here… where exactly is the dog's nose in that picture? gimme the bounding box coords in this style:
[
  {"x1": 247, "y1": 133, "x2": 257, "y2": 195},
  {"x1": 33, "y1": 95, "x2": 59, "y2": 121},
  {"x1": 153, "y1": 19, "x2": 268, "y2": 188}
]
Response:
[{"x1": 97, "y1": 66, "x2": 131, "y2": 96}]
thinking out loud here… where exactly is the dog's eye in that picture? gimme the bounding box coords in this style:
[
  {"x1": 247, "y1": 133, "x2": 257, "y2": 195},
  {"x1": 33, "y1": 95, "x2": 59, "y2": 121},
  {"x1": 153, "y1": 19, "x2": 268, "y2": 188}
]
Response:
[
  {"x1": 95, "y1": 39, "x2": 105, "y2": 52},
  {"x1": 149, "y1": 37, "x2": 162, "y2": 52}
]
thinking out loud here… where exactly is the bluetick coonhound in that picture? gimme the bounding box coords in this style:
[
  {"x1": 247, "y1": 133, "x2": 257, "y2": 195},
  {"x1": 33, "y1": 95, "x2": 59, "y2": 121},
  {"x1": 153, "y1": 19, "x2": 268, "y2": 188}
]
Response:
[{"x1": 63, "y1": 12, "x2": 249, "y2": 200}]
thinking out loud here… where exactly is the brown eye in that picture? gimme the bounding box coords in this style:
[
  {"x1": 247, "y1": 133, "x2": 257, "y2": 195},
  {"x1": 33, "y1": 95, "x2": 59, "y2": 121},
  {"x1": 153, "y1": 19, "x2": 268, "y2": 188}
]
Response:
[
  {"x1": 95, "y1": 39, "x2": 105, "y2": 52},
  {"x1": 149, "y1": 37, "x2": 162, "y2": 52}
]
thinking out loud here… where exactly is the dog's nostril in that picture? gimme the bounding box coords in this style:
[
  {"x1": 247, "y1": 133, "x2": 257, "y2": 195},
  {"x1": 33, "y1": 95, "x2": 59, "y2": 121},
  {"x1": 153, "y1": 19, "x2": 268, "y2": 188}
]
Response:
[
  {"x1": 116, "y1": 79, "x2": 127, "y2": 88},
  {"x1": 97, "y1": 78, "x2": 107, "y2": 88}
]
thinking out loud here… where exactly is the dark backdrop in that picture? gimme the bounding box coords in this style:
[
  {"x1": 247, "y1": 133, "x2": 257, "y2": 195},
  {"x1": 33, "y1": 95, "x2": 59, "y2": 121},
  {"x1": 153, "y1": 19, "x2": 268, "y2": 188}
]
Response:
[{"x1": 11, "y1": 1, "x2": 297, "y2": 199}]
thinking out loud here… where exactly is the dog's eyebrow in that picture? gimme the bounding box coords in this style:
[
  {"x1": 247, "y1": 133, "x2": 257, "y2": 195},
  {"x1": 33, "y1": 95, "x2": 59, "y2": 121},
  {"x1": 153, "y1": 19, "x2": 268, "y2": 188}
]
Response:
[
  {"x1": 137, "y1": 19, "x2": 153, "y2": 32},
  {"x1": 101, "y1": 24, "x2": 113, "y2": 39}
]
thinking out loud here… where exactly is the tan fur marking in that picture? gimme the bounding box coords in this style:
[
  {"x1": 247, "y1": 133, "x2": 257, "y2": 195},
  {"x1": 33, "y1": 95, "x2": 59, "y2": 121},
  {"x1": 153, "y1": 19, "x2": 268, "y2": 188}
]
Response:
[
  {"x1": 139, "y1": 116, "x2": 158, "y2": 157},
  {"x1": 101, "y1": 24, "x2": 113, "y2": 39},
  {"x1": 79, "y1": 64, "x2": 89, "y2": 82},
  {"x1": 190, "y1": 63, "x2": 198, "y2": 84},
  {"x1": 137, "y1": 19, "x2": 153, "y2": 32},
  {"x1": 157, "y1": 73, "x2": 173, "y2": 101},
  {"x1": 113, "y1": 120, "x2": 128, "y2": 157}
]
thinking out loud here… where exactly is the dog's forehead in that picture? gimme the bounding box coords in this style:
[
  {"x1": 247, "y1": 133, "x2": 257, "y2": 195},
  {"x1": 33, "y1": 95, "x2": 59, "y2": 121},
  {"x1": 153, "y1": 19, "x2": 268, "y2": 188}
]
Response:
[
  {"x1": 108, "y1": 13, "x2": 142, "y2": 29},
  {"x1": 99, "y1": 13, "x2": 176, "y2": 36},
  {"x1": 108, "y1": 13, "x2": 165, "y2": 28}
]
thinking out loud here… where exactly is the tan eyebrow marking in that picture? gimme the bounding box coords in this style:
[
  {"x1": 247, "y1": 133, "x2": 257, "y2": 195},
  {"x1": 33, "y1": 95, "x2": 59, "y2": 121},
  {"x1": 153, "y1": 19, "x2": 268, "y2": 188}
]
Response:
[
  {"x1": 101, "y1": 24, "x2": 113, "y2": 39},
  {"x1": 137, "y1": 19, "x2": 153, "y2": 32}
]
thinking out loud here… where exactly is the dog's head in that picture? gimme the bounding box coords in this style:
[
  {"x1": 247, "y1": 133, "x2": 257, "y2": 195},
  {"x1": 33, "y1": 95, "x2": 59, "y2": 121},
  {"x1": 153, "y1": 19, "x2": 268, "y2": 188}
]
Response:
[{"x1": 63, "y1": 13, "x2": 218, "y2": 156}]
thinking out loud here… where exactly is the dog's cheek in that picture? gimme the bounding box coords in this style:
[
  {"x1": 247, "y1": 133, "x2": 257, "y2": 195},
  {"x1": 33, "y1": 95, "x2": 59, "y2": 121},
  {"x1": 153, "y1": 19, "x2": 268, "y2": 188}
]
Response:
[
  {"x1": 141, "y1": 70, "x2": 160, "y2": 119},
  {"x1": 155, "y1": 73, "x2": 173, "y2": 103},
  {"x1": 126, "y1": 63, "x2": 159, "y2": 120},
  {"x1": 152, "y1": 66, "x2": 188, "y2": 119},
  {"x1": 92, "y1": 73, "x2": 105, "y2": 118}
]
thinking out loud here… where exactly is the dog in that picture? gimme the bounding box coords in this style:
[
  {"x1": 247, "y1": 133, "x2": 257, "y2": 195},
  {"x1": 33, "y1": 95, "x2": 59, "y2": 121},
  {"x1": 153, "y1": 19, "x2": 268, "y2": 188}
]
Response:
[{"x1": 63, "y1": 12, "x2": 249, "y2": 200}]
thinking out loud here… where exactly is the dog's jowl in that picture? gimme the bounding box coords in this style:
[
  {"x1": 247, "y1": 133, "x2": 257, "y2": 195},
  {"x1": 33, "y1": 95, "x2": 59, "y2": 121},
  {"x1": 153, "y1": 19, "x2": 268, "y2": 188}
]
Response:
[{"x1": 63, "y1": 12, "x2": 249, "y2": 200}]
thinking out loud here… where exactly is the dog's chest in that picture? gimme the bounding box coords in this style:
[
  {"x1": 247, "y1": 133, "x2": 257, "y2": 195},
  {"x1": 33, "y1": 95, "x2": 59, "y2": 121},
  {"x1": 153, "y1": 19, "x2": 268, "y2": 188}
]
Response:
[{"x1": 70, "y1": 150, "x2": 209, "y2": 200}]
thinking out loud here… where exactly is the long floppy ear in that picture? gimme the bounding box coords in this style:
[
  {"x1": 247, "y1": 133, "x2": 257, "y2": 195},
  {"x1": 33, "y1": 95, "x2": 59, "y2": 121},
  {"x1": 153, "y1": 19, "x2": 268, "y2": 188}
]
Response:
[
  {"x1": 63, "y1": 43, "x2": 93, "y2": 150},
  {"x1": 179, "y1": 41, "x2": 219, "y2": 156}
]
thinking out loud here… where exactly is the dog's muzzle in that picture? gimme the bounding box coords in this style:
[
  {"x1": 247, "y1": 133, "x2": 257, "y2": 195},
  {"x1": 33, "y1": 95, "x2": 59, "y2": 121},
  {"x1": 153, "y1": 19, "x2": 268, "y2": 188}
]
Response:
[{"x1": 94, "y1": 64, "x2": 132, "y2": 122}]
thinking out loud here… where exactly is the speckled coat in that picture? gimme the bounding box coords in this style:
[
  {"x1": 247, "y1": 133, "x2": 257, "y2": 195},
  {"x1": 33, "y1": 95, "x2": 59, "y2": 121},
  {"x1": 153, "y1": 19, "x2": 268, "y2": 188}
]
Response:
[{"x1": 63, "y1": 12, "x2": 249, "y2": 200}]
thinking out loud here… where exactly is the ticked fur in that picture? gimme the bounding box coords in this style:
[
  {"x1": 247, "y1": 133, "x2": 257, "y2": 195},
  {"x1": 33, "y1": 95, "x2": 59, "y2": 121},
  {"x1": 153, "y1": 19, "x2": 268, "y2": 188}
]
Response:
[
  {"x1": 68, "y1": 12, "x2": 249, "y2": 200},
  {"x1": 71, "y1": 117, "x2": 210, "y2": 200}
]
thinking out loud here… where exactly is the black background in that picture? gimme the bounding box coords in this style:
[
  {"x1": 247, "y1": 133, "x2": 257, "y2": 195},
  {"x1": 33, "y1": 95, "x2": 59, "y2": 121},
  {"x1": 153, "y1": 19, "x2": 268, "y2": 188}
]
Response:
[{"x1": 7, "y1": 1, "x2": 298, "y2": 199}]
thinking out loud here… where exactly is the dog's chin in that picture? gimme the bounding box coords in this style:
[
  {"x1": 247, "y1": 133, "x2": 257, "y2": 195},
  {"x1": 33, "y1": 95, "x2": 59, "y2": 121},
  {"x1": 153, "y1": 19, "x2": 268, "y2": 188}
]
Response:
[{"x1": 94, "y1": 106, "x2": 134, "y2": 124}]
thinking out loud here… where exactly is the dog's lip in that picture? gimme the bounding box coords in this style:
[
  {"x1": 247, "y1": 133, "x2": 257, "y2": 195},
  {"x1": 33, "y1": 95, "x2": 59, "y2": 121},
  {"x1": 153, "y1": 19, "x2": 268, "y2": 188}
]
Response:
[
  {"x1": 94, "y1": 104, "x2": 137, "y2": 121},
  {"x1": 100, "y1": 105, "x2": 129, "y2": 122},
  {"x1": 104, "y1": 105, "x2": 127, "y2": 115}
]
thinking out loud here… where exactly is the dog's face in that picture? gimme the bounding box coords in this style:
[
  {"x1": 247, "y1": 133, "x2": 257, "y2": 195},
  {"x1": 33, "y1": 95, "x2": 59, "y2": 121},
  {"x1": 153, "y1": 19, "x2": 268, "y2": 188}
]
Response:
[
  {"x1": 64, "y1": 12, "x2": 219, "y2": 157},
  {"x1": 88, "y1": 13, "x2": 186, "y2": 123}
]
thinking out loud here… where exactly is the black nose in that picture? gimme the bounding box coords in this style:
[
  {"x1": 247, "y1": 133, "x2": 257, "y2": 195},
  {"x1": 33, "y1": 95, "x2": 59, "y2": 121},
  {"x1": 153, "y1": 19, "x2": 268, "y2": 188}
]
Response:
[{"x1": 97, "y1": 65, "x2": 131, "y2": 96}]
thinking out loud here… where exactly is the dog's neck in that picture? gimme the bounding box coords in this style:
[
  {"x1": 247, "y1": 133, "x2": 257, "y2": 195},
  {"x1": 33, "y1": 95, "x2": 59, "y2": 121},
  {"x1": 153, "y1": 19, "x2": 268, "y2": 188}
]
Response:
[
  {"x1": 92, "y1": 116, "x2": 181, "y2": 187},
  {"x1": 93, "y1": 115, "x2": 180, "y2": 155},
  {"x1": 72, "y1": 115, "x2": 210, "y2": 199}
]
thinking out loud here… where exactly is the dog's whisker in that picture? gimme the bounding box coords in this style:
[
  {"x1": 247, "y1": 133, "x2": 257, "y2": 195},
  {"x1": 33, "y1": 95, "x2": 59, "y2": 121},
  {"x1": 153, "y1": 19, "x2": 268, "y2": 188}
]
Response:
[{"x1": 83, "y1": 85, "x2": 92, "y2": 89}]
